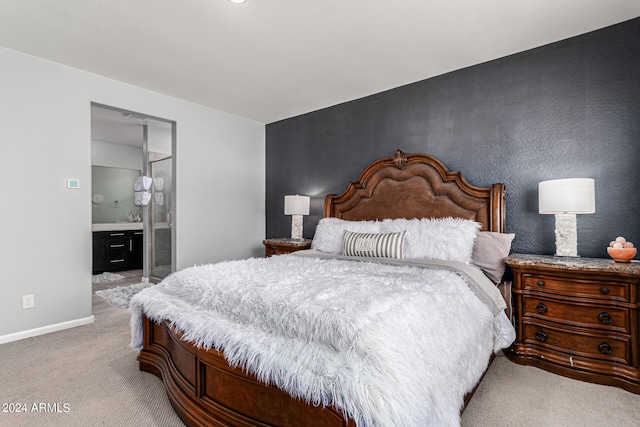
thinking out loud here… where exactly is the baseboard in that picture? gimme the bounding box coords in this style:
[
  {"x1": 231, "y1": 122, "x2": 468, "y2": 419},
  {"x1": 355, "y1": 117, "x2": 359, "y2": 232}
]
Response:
[{"x1": 0, "y1": 315, "x2": 95, "y2": 345}]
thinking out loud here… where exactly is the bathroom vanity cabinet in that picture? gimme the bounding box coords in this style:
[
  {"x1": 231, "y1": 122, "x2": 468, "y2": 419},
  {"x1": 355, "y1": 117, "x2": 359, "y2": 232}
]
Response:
[{"x1": 92, "y1": 229, "x2": 143, "y2": 274}]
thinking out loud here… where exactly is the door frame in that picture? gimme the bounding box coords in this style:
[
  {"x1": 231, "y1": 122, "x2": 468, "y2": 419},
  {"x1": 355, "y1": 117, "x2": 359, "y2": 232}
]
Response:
[{"x1": 90, "y1": 102, "x2": 176, "y2": 283}]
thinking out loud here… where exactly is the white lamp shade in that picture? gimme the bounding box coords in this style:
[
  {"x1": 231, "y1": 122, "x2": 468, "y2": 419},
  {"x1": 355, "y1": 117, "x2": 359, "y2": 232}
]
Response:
[
  {"x1": 284, "y1": 195, "x2": 310, "y2": 215},
  {"x1": 539, "y1": 178, "x2": 595, "y2": 214}
]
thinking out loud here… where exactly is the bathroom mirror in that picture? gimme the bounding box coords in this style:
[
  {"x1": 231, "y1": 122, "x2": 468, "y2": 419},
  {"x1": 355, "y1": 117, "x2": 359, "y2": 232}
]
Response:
[{"x1": 91, "y1": 165, "x2": 141, "y2": 224}]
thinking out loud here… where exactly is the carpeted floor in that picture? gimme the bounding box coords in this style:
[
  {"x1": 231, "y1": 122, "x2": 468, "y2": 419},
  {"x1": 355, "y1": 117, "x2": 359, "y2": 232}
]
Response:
[
  {"x1": 0, "y1": 288, "x2": 184, "y2": 426},
  {"x1": 1, "y1": 275, "x2": 639, "y2": 426},
  {"x1": 461, "y1": 355, "x2": 640, "y2": 426}
]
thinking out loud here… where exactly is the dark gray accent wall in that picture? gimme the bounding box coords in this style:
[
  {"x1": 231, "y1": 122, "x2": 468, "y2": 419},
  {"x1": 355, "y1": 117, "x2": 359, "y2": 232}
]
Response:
[{"x1": 266, "y1": 18, "x2": 640, "y2": 258}]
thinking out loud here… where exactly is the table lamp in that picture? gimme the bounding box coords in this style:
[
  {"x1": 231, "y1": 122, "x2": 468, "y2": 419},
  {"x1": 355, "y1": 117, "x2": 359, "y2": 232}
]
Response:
[
  {"x1": 539, "y1": 178, "x2": 595, "y2": 257},
  {"x1": 284, "y1": 195, "x2": 310, "y2": 240}
]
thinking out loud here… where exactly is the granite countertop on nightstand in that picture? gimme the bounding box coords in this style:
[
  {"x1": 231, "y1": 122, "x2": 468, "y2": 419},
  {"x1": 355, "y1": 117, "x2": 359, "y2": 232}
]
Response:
[
  {"x1": 263, "y1": 238, "x2": 312, "y2": 246},
  {"x1": 506, "y1": 253, "x2": 640, "y2": 275}
]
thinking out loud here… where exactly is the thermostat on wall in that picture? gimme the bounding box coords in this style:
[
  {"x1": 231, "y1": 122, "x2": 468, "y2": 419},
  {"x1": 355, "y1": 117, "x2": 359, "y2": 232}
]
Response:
[{"x1": 66, "y1": 178, "x2": 80, "y2": 189}]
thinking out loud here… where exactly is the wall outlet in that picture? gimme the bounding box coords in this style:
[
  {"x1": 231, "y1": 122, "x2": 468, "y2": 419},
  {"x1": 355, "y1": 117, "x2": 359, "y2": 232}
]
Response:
[{"x1": 23, "y1": 294, "x2": 35, "y2": 309}]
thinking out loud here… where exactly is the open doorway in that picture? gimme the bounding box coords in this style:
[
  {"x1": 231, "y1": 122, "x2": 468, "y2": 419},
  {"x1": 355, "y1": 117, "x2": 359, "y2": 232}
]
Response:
[{"x1": 90, "y1": 103, "x2": 175, "y2": 289}]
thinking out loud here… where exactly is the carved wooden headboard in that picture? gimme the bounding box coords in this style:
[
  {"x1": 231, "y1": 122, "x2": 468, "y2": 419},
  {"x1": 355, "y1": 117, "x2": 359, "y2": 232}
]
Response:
[{"x1": 324, "y1": 150, "x2": 505, "y2": 232}]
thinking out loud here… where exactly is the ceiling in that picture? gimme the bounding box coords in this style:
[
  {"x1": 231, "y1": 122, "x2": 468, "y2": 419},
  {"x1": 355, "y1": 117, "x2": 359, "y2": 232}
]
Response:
[{"x1": 2, "y1": 1, "x2": 639, "y2": 124}]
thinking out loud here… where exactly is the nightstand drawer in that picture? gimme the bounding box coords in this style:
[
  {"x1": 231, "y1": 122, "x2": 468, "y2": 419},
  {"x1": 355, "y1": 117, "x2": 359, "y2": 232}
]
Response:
[
  {"x1": 522, "y1": 274, "x2": 629, "y2": 302},
  {"x1": 523, "y1": 321, "x2": 630, "y2": 364},
  {"x1": 523, "y1": 298, "x2": 629, "y2": 333}
]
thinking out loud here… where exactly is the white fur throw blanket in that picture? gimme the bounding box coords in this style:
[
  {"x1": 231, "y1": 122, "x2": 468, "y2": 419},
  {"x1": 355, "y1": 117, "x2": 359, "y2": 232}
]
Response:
[{"x1": 130, "y1": 255, "x2": 512, "y2": 427}]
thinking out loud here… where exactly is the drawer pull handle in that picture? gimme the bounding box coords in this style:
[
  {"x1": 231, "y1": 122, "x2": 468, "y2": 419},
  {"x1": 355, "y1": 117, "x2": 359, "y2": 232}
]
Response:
[
  {"x1": 536, "y1": 303, "x2": 548, "y2": 314},
  {"x1": 109, "y1": 233, "x2": 125, "y2": 236},
  {"x1": 598, "y1": 342, "x2": 612, "y2": 355},
  {"x1": 110, "y1": 244, "x2": 125, "y2": 248},
  {"x1": 535, "y1": 330, "x2": 547, "y2": 343},
  {"x1": 537, "y1": 280, "x2": 545, "y2": 287},
  {"x1": 598, "y1": 312, "x2": 613, "y2": 325},
  {"x1": 110, "y1": 259, "x2": 125, "y2": 263},
  {"x1": 600, "y1": 287, "x2": 610, "y2": 295}
]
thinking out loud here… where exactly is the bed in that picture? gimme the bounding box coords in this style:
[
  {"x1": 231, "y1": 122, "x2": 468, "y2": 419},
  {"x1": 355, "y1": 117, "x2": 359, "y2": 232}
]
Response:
[{"x1": 130, "y1": 150, "x2": 515, "y2": 427}]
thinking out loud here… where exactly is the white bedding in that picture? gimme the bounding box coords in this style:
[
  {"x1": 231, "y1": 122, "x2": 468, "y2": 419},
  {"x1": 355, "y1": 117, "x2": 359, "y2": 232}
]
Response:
[{"x1": 130, "y1": 252, "x2": 515, "y2": 427}]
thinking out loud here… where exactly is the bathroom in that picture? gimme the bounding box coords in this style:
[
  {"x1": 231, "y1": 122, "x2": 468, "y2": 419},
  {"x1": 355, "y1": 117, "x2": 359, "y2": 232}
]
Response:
[{"x1": 91, "y1": 104, "x2": 174, "y2": 282}]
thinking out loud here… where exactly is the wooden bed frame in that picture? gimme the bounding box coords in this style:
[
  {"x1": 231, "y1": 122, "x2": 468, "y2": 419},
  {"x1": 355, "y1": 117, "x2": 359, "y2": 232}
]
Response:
[{"x1": 138, "y1": 150, "x2": 506, "y2": 426}]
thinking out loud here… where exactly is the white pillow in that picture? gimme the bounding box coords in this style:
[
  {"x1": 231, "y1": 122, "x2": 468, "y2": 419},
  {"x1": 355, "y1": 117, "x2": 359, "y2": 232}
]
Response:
[
  {"x1": 311, "y1": 218, "x2": 381, "y2": 254},
  {"x1": 381, "y1": 217, "x2": 481, "y2": 263},
  {"x1": 343, "y1": 230, "x2": 407, "y2": 259}
]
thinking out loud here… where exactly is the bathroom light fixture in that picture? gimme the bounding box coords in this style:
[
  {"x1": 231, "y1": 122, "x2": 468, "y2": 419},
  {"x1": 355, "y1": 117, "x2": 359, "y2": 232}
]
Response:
[
  {"x1": 284, "y1": 195, "x2": 310, "y2": 240},
  {"x1": 229, "y1": 0, "x2": 247, "y2": 3},
  {"x1": 539, "y1": 178, "x2": 595, "y2": 257}
]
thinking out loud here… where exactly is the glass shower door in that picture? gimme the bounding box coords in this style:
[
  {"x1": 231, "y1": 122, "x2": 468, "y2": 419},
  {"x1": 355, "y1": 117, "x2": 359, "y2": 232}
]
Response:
[{"x1": 149, "y1": 156, "x2": 172, "y2": 280}]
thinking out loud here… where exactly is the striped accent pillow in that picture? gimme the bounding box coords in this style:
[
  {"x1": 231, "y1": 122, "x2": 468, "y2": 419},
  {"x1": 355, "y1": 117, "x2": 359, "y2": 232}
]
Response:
[{"x1": 342, "y1": 230, "x2": 406, "y2": 259}]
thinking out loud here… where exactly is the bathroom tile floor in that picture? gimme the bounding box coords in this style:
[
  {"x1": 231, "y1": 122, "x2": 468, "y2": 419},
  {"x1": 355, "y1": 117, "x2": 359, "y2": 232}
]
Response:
[{"x1": 92, "y1": 270, "x2": 149, "y2": 292}]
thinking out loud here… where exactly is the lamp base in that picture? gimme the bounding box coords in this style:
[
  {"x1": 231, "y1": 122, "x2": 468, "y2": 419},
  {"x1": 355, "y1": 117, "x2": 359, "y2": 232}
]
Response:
[
  {"x1": 291, "y1": 214, "x2": 303, "y2": 240},
  {"x1": 554, "y1": 213, "x2": 578, "y2": 257}
]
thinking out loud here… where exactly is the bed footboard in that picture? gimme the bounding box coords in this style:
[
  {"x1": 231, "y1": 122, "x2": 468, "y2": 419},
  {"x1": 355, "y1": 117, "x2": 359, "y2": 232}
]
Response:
[{"x1": 138, "y1": 315, "x2": 356, "y2": 427}]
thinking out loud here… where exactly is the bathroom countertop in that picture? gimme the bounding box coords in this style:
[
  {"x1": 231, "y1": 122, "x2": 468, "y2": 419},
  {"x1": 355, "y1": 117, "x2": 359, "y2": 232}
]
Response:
[{"x1": 92, "y1": 222, "x2": 143, "y2": 232}]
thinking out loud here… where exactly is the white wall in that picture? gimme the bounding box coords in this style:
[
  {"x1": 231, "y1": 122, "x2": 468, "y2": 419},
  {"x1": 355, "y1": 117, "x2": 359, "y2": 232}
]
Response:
[
  {"x1": 91, "y1": 139, "x2": 144, "y2": 170},
  {"x1": 147, "y1": 125, "x2": 172, "y2": 155},
  {"x1": 0, "y1": 47, "x2": 265, "y2": 341}
]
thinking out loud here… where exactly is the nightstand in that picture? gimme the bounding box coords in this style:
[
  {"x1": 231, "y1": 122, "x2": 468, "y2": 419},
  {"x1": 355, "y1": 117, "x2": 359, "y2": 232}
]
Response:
[
  {"x1": 263, "y1": 238, "x2": 312, "y2": 257},
  {"x1": 506, "y1": 254, "x2": 640, "y2": 394}
]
